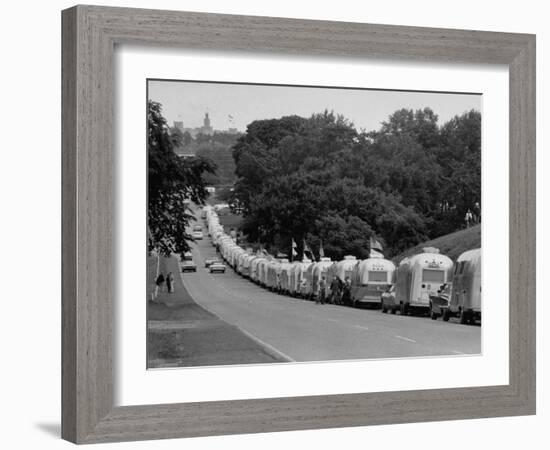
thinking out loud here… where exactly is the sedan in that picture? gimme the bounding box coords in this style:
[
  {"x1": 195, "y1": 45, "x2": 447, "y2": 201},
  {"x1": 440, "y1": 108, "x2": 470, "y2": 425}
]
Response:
[
  {"x1": 204, "y1": 258, "x2": 217, "y2": 268},
  {"x1": 181, "y1": 260, "x2": 197, "y2": 273},
  {"x1": 192, "y1": 231, "x2": 204, "y2": 240},
  {"x1": 209, "y1": 261, "x2": 226, "y2": 274}
]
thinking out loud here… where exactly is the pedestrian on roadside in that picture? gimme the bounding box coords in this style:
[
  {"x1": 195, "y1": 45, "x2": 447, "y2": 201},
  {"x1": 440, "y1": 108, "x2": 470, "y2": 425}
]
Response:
[
  {"x1": 464, "y1": 210, "x2": 473, "y2": 228},
  {"x1": 166, "y1": 272, "x2": 174, "y2": 293},
  {"x1": 341, "y1": 277, "x2": 352, "y2": 307},
  {"x1": 155, "y1": 272, "x2": 165, "y2": 294},
  {"x1": 329, "y1": 276, "x2": 340, "y2": 304},
  {"x1": 473, "y1": 202, "x2": 481, "y2": 223},
  {"x1": 317, "y1": 276, "x2": 327, "y2": 305}
]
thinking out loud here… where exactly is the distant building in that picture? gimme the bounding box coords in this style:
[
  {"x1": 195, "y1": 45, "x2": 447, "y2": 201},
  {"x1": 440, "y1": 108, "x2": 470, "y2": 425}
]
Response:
[
  {"x1": 201, "y1": 113, "x2": 213, "y2": 135},
  {"x1": 173, "y1": 113, "x2": 242, "y2": 138}
]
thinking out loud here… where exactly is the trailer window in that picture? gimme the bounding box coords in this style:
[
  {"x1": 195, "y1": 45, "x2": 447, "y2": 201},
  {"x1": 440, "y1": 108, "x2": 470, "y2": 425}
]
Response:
[
  {"x1": 422, "y1": 269, "x2": 445, "y2": 283},
  {"x1": 368, "y1": 271, "x2": 387, "y2": 282}
]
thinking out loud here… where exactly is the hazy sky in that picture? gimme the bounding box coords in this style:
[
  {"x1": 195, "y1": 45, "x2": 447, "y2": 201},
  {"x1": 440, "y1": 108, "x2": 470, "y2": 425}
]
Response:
[{"x1": 148, "y1": 80, "x2": 481, "y2": 133}]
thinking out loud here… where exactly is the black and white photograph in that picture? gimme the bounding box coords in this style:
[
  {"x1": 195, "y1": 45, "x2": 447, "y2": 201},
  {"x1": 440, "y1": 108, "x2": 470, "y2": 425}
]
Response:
[{"x1": 146, "y1": 79, "x2": 482, "y2": 369}]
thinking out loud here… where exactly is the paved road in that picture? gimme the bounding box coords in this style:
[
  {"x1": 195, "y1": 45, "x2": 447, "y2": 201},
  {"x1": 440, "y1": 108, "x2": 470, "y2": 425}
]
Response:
[{"x1": 181, "y1": 225, "x2": 481, "y2": 363}]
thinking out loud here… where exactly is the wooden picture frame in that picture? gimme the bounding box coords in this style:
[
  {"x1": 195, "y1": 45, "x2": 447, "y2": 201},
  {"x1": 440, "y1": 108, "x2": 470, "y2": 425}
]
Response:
[{"x1": 61, "y1": 5, "x2": 536, "y2": 444}]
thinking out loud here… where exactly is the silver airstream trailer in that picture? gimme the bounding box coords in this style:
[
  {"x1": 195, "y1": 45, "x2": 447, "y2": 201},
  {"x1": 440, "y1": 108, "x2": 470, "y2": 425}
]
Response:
[
  {"x1": 250, "y1": 257, "x2": 267, "y2": 284},
  {"x1": 290, "y1": 260, "x2": 312, "y2": 297},
  {"x1": 310, "y1": 258, "x2": 333, "y2": 299},
  {"x1": 351, "y1": 255, "x2": 396, "y2": 308},
  {"x1": 257, "y1": 259, "x2": 270, "y2": 287},
  {"x1": 327, "y1": 256, "x2": 358, "y2": 302},
  {"x1": 266, "y1": 260, "x2": 282, "y2": 291},
  {"x1": 279, "y1": 261, "x2": 294, "y2": 294},
  {"x1": 395, "y1": 247, "x2": 453, "y2": 315},
  {"x1": 444, "y1": 248, "x2": 481, "y2": 324},
  {"x1": 328, "y1": 256, "x2": 358, "y2": 283},
  {"x1": 236, "y1": 252, "x2": 250, "y2": 276},
  {"x1": 301, "y1": 263, "x2": 316, "y2": 299}
]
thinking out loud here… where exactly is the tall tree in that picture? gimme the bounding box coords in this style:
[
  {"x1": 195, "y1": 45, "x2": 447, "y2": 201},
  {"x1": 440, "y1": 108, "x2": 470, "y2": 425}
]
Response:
[
  {"x1": 229, "y1": 107, "x2": 479, "y2": 258},
  {"x1": 148, "y1": 101, "x2": 215, "y2": 256}
]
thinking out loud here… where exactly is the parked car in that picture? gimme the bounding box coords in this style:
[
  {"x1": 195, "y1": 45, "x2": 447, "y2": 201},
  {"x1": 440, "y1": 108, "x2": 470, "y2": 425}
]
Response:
[
  {"x1": 181, "y1": 260, "x2": 197, "y2": 272},
  {"x1": 381, "y1": 285, "x2": 399, "y2": 313},
  {"x1": 193, "y1": 225, "x2": 203, "y2": 232},
  {"x1": 204, "y1": 258, "x2": 217, "y2": 268},
  {"x1": 192, "y1": 231, "x2": 204, "y2": 240},
  {"x1": 183, "y1": 251, "x2": 193, "y2": 261},
  {"x1": 209, "y1": 261, "x2": 226, "y2": 274}
]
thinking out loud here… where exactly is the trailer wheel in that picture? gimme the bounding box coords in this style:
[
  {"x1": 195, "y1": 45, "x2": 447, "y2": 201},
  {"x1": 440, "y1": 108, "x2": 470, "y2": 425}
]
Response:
[{"x1": 443, "y1": 309, "x2": 451, "y2": 322}]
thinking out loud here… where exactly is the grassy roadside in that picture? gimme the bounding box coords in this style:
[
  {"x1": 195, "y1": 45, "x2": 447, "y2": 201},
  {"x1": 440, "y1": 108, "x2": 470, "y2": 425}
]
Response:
[
  {"x1": 147, "y1": 255, "x2": 283, "y2": 368},
  {"x1": 392, "y1": 224, "x2": 481, "y2": 263}
]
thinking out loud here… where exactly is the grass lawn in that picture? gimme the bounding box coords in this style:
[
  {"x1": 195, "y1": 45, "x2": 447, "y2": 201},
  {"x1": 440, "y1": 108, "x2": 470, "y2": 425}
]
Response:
[
  {"x1": 146, "y1": 253, "x2": 159, "y2": 301},
  {"x1": 392, "y1": 224, "x2": 481, "y2": 263}
]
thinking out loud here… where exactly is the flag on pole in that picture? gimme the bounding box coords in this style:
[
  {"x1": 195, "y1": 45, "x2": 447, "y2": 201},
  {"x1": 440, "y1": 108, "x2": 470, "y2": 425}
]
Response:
[
  {"x1": 291, "y1": 238, "x2": 298, "y2": 260},
  {"x1": 370, "y1": 236, "x2": 384, "y2": 256},
  {"x1": 319, "y1": 240, "x2": 325, "y2": 259},
  {"x1": 303, "y1": 239, "x2": 312, "y2": 260}
]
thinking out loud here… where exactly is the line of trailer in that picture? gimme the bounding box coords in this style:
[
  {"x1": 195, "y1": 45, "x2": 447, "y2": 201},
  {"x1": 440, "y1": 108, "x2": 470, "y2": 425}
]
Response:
[{"x1": 201, "y1": 206, "x2": 481, "y2": 325}]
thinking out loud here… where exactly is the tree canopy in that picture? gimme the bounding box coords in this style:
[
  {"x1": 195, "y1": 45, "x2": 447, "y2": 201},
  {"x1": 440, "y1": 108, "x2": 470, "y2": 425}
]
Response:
[{"x1": 231, "y1": 108, "x2": 481, "y2": 258}]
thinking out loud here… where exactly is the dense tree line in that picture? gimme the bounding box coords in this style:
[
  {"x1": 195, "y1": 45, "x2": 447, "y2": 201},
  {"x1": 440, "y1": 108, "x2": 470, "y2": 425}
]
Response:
[
  {"x1": 231, "y1": 108, "x2": 481, "y2": 259},
  {"x1": 148, "y1": 101, "x2": 215, "y2": 255}
]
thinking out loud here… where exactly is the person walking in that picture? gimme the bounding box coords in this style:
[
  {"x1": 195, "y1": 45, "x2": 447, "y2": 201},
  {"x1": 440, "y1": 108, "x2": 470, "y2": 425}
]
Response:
[
  {"x1": 166, "y1": 272, "x2": 174, "y2": 293},
  {"x1": 317, "y1": 276, "x2": 327, "y2": 305},
  {"x1": 473, "y1": 202, "x2": 481, "y2": 223},
  {"x1": 329, "y1": 276, "x2": 340, "y2": 304},
  {"x1": 341, "y1": 277, "x2": 352, "y2": 307},
  {"x1": 465, "y1": 209, "x2": 473, "y2": 228},
  {"x1": 155, "y1": 272, "x2": 165, "y2": 295}
]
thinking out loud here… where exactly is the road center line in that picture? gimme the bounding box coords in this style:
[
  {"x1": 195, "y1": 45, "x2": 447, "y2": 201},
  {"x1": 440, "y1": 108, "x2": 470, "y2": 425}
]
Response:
[{"x1": 395, "y1": 335, "x2": 416, "y2": 343}]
